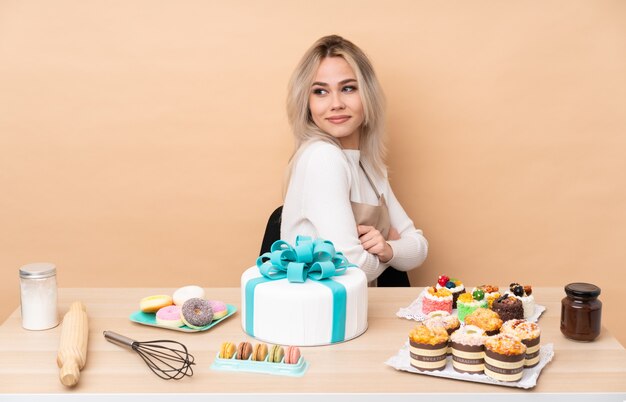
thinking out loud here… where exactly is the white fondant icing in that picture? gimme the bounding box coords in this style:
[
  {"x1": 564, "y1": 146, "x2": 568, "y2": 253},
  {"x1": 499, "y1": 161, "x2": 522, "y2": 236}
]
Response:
[
  {"x1": 436, "y1": 283, "x2": 465, "y2": 293},
  {"x1": 514, "y1": 294, "x2": 536, "y2": 319},
  {"x1": 241, "y1": 266, "x2": 368, "y2": 346}
]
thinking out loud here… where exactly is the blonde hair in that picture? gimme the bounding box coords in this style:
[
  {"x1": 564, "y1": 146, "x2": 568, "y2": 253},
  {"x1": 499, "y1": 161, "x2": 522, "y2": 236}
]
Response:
[{"x1": 285, "y1": 35, "x2": 387, "y2": 191}]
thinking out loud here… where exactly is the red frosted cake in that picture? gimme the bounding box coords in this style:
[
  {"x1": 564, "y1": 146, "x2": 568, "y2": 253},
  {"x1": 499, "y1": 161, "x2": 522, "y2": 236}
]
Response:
[{"x1": 421, "y1": 286, "x2": 453, "y2": 315}]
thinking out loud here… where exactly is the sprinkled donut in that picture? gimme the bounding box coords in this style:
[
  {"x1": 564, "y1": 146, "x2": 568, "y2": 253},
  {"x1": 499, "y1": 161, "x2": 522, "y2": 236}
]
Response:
[{"x1": 181, "y1": 298, "x2": 213, "y2": 329}]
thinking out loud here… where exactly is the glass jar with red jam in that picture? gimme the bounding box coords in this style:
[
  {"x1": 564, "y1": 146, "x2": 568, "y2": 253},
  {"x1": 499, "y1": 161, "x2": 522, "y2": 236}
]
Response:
[{"x1": 560, "y1": 283, "x2": 602, "y2": 342}]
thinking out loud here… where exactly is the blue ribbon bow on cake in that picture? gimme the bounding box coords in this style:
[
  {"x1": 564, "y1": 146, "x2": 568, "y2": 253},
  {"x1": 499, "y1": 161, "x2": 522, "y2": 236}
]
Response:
[
  {"x1": 256, "y1": 236, "x2": 356, "y2": 283},
  {"x1": 245, "y1": 235, "x2": 357, "y2": 343}
]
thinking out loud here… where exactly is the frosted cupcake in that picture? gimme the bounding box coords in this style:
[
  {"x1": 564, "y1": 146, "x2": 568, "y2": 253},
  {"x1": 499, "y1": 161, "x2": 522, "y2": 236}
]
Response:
[
  {"x1": 421, "y1": 287, "x2": 453, "y2": 315},
  {"x1": 500, "y1": 319, "x2": 541, "y2": 368},
  {"x1": 450, "y1": 325, "x2": 487, "y2": 374},
  {"x1": 509, "y1": 283, "x2": 535, "y2": 319},
  {"x1": 474, "y1": 285, "x2": 501, "y2": 308},
  {"x1": 484, "y1": 334, "x2": 527, "y2": 382},
  {"x1": 409, "y1": 323, "x2": 449, "y2": 371},
  {"x1": 456, "y1": 290, "x2": 488, "y2": 322},
  {"x1": 492, "y1": 294, "x2": 524, "y2": 323},
  {"x1": 435, "y1": 275, "x2": 465, "y2": 309}
]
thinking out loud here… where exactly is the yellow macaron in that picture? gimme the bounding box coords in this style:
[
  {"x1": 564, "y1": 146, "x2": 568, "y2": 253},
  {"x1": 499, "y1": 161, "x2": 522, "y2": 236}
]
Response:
[{"x1": 219, "y1": 342, "x2": 236, "y2": 359}]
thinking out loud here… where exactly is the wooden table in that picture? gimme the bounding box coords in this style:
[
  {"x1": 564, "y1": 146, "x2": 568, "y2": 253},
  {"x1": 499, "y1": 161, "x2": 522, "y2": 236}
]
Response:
[{"x1": 0, "y1": 288, "x2": 624, "y2": 401}]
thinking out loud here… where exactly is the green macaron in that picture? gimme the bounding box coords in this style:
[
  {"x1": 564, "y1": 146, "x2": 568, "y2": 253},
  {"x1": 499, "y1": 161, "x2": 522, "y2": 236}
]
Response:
[{"x1": 269, "y1": 345, "x2": 284, "y2": 363}]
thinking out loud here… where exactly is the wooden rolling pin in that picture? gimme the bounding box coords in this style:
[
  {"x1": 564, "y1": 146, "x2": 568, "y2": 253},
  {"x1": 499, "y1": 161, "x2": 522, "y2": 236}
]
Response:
[{"x1": 56, "y1": 301, "x2": 89, "y2": 387}]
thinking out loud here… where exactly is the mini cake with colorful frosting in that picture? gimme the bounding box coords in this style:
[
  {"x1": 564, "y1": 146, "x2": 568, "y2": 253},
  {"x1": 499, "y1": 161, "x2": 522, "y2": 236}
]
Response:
[
  {"x1": 408, "y1": 322, "x2": 450, "y2": 372},
  {"x1": 450, "y1": 325, "x2": 487, "y2": 374},
  {"x1": 435, "y1": 275, "x2": 466, "y2": 309},
  {"x1": 474, "y1": 285, "x2": 501, "y2": 308},
  {"x1": 509, "y1": 283, "x2": 535, "y2": 319},
  {"x1": 500, "y1": 319, "x2": 541, "y2": 368},
  {"x1": 421, "y1": 286, "x2": 453, "y2": 315},
  {"x1": 456, "y1": 289, "x2": 488, "y2": 322},
  {"x1": 484, "y1": 333, "x2": 527, "y2": 382},
  {"x1": 464, "y1": 307, "x2": 503, "y2": 335},
  {"x1": 492, "y1": 294, "x2": 524, "y2": 323}
]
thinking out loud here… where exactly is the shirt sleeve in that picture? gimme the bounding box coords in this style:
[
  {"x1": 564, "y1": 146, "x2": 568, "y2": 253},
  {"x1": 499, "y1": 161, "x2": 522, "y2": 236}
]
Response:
[
  {"x1": 300, "y1": 144, "x2": 387, "y2": 282},
  {"x1": 384, "y1": 183, "x2": 429, "y2": 271}
]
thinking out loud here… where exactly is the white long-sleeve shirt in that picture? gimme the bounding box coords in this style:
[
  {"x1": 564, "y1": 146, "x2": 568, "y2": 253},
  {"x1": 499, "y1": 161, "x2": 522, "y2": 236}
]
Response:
[{"x1": 281, "y1": 141, "x2": 428, "y2": 283}]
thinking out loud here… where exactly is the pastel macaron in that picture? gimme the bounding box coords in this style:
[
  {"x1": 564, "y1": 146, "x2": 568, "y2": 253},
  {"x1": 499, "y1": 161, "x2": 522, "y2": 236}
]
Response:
[
  {"x1": 284, "y1": 346, "x2": 301, "y2": 364},
  {"x1": 252, "y1": 343, "x2": 268, "y2": 361},
  {"x1": 208, "y1": 300, "x2": 228, "y2": 319},
  {"x1": 269, "y1": 345, "x2": 285, "y2": 363},
  {"x1": 140, "y1": 295, "x2": 173, "y2": 313},
  {"x1": 155, "y1": 305, "x2": 183, "y2": 328},
  {"x1": 173, "y1": 285, "x2": 206, "y2": 306},
  {"x1": 219, "y1": 342, "x2": 236, "y2": 359},
  {"x1": 236, "y1": 341, "x2": 253, "y2": 360}
]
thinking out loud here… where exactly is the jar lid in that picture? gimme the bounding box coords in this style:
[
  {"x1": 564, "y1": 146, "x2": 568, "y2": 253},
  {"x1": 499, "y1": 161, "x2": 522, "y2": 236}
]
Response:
[
  {"x1": 19, "y1": 263, "x2": 56, "y2": 279},
  {"x1": 565, "y1": 282, "x2": 601, "y2": 298}
]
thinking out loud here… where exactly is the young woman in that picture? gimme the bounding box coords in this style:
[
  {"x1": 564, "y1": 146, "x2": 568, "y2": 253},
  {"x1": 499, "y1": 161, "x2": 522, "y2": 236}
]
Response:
[{"x1": 280, "y1": 35, "x2": 428, "y2": 285}]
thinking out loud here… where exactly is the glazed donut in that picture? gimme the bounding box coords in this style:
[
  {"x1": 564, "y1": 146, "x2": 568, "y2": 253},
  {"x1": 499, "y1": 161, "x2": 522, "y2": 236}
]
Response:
[
  {"x1": 180, "y1": 298, "x2": 213, "y2": 329},
  {"x1": 173, "y1": 285, "x2": 206, "y2": 306},
  {"x1": 140, "y1": 295, "x2": 173, "y2": 313}
]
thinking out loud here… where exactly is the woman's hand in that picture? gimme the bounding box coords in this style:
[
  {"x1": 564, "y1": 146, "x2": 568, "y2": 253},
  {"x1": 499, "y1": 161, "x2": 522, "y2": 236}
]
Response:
[{"x1": 357, "y1": 225, "x2": 394, "y2": 263}]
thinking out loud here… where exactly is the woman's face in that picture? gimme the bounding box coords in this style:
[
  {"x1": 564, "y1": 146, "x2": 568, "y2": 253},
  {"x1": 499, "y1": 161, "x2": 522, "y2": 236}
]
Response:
[{"x1": 309, "y1": 57, "x2": 364, "y2": 149}]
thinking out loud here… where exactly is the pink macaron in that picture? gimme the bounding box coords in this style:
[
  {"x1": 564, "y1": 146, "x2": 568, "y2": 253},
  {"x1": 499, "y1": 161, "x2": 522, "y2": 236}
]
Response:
[
  {"x1": 155, "y1": 305, "x2": 183, "y2": 328},
  {"x1": 284, "y1": 346, "x2": 301, "y2": 364},
  {"x1": 208, "y1": 300, "x2": 228, "y2": 319}
]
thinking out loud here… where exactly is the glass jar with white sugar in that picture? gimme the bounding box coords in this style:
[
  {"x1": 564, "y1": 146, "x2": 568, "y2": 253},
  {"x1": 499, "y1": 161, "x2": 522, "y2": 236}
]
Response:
[{"x1": 19, "y1": 263, "x2": 59, "y2": 330}]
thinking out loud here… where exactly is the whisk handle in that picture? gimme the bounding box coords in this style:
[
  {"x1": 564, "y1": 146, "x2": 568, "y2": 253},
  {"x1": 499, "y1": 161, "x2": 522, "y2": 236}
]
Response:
[{"x1": 104, "y1": 331, "x2": 137, "y2": 349}]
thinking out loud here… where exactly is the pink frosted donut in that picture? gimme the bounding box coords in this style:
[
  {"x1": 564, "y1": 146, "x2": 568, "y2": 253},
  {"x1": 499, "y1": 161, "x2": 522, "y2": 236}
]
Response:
[
  {"x1": 208, "y1": 300, "x2": 228, "y2": 319},
  {"x1": 156, "y1": 305, "x2": 183, "y2": 328}
]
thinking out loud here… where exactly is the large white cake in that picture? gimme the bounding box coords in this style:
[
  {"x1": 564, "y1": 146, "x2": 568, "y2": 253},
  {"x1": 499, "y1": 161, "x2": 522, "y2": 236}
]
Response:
[{"x1": 241, "y1": 265, "x2": 368, "y2": 346}]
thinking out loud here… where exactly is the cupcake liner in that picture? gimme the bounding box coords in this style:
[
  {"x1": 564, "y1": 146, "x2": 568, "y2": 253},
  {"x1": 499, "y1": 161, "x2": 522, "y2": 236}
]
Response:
[{"x1": 386, "y1": 341, "x2": 554, "y2": 389}]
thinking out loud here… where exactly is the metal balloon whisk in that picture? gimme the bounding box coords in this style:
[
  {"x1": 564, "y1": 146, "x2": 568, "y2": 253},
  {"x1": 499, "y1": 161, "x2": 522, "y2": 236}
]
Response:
[{"x1": 104, "y1": 331, "x2": 195, "y2": 380}]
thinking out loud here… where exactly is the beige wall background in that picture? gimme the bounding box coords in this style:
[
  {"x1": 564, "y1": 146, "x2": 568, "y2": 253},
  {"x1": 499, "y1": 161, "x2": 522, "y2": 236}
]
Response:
[{"x1": 1, "y1": 0, "x2": 624, "y2": 345}]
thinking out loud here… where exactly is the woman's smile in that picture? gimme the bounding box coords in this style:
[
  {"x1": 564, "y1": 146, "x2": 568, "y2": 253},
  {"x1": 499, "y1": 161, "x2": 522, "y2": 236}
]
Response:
[{"x1": 327, "y1": 115, "x2": 351, "y2": 124}]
